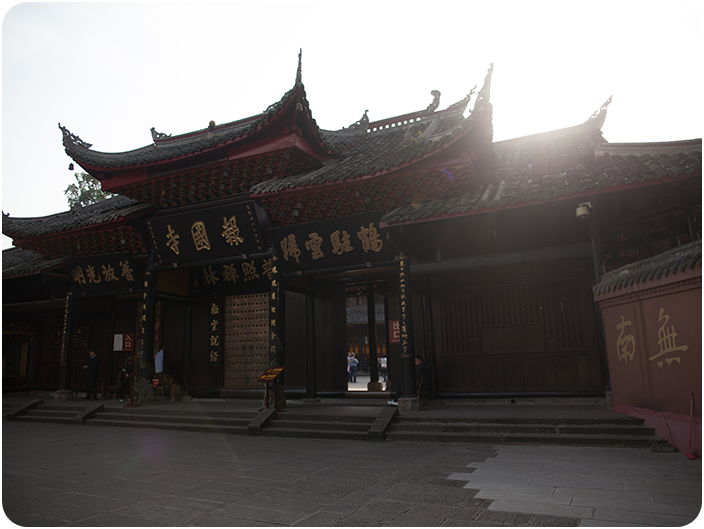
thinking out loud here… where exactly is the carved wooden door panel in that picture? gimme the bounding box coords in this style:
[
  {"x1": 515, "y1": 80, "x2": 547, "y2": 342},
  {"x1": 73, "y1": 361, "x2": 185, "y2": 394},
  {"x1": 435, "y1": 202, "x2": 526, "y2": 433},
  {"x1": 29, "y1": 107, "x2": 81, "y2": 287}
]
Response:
[{"x1": 223, "y1": 293, "x2": 269, "y2": 389}]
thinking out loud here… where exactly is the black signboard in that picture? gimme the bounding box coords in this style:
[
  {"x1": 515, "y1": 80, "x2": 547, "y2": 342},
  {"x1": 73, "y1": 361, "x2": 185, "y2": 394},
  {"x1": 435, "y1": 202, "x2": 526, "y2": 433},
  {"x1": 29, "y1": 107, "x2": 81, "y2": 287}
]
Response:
[
  {"x1": 195, "y1": 256, "x2": 274, "y2": 295},
  {"x1": 270, "y1": 212, "x2": 392, "y2": 275},
  {"x1": 147, "y1": 202, "x2": 265, "y2": 267},
  {"x1": 64, "y1": 252, "x2": 139, "y2": 293}
]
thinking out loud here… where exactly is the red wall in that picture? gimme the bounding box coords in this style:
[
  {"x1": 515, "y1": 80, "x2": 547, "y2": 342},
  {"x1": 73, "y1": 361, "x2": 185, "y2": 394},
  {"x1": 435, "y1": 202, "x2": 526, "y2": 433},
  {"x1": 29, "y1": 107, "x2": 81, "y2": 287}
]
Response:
[{"x1": 596, "y1": 267, "x2": 701, "y2": 455}]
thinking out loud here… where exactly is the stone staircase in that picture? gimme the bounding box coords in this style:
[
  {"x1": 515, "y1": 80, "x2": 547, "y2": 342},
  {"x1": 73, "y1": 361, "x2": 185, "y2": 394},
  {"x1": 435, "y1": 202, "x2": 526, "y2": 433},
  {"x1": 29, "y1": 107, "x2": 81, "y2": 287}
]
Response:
[
  {"x1": 258, "y1": 412, "x2": 377, "y2": 441},
  {"x1": 84, "y1": 408, "x2": 256, "y2": 435},
  {"x1": 3, "y1": 399, "x2": 672, "y2": 450},
  {"x1": 10, "y1": 404, "x2": 78, "y2": 425},
  {"x1": 385, "y1": 415, "x2": 672, "y2": 449}
]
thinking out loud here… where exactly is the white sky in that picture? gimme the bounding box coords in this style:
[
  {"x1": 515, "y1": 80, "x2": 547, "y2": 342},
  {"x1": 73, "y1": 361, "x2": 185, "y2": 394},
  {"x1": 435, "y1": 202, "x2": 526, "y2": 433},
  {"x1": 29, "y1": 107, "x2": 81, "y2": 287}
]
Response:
[{"x1": 2, "y1": 1, "x2": 702, "y2": 251}]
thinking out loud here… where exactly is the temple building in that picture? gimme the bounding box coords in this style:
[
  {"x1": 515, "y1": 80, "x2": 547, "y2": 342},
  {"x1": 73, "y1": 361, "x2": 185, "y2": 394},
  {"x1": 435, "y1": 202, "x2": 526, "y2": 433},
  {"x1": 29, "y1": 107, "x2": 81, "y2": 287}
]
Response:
[{"x1": 3, "y1": 55, "x2": 701, "y2": 454}]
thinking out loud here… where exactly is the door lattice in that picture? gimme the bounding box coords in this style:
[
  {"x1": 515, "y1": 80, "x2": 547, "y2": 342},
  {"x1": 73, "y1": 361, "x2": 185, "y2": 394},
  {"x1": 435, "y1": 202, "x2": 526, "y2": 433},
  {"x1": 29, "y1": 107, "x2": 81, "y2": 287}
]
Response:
[{"x1": 223, "y1": 293, "x2": 269, "y2": 389}]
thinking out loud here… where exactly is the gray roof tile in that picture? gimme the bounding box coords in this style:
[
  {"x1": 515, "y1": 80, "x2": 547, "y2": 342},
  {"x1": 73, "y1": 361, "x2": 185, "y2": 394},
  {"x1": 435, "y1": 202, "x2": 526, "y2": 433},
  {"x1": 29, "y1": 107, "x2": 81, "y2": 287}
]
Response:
[
  {"x1": 593, "y1": 240, "x2": 701, "y2": 295},
  {"x1": 2, "y1": 247, "x2": 62, "y2": 278},
  {"x1": 3, "y1": 195, "x2": 151, "y2": 238}
]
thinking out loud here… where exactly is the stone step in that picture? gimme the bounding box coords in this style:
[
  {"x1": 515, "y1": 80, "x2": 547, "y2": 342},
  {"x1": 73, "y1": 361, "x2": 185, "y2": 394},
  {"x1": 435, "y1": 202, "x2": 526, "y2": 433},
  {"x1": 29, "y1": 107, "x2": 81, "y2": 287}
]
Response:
[
  {"x1": 274, "y1": 413, "x2": 376, "y2": 424},
  {"x1": 260, "y1": 426, "x2": 369, "y2": 441},
  {"x1": 85, "y1": 418, "x2": 249, "y2": 435},
  {"x1": 88, "y1": 411, "x2": 252, "y2": 428},
  {"x1": 19, "y1": 409, "x2": 77, "y2": 418},
  {"x1": 267, "y1": 418, "x2": 372, "y2": 432},
  {"x1": 385, "y1": 429, "x2": 665, "y2": 448},
  {"x1": 16, "y1": 415, "x2": 75, "y2": 425},
  {"x1": 395, "y1": 415, "x2": 646, "y2": 426},
  {"x1": 389, "y1": 421, "x2": 657, "y2": 437},
  {"x1": 102, "y1": 408, "x2": 256, "y2": 420}
]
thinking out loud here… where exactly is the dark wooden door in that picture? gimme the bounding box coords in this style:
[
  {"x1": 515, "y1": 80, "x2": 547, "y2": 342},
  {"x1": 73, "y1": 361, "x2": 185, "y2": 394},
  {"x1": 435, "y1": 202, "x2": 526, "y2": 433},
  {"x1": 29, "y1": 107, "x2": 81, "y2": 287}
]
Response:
[{"x1": 436, "y1": 275, "x2": 604, "y2": 394}]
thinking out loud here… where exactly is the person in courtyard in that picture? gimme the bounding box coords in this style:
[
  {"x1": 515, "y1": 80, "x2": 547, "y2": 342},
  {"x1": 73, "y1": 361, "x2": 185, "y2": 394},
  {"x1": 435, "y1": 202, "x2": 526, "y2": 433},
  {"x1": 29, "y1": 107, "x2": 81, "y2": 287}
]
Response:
[
  {"x1": 347, "y1": 352, "x2": 359, "y2": 383},
  {"x1": 118, "y1": 354, "x2": 133, "y2": 402},
  {"x1": 379, "y1": 354, "x2": 388, "y2": 382},
  {"x1": 82, "y1": 350, "x2": 100, "y2": 400},
  {"x1": 388, "y1": 355, "x2": 428, "y2": 406},
  {"x1": 154, "y1": 345, "x2": 164, "y2": 383}
]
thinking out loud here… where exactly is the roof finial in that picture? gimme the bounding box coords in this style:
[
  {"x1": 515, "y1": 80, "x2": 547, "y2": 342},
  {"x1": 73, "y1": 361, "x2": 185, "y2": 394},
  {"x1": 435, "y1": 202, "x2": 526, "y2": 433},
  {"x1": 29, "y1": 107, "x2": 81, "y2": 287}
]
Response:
[
  {"x1": 586, "y1": 96, "x2": 613, "y2": 127},
  {"x1": 426, "y1": 90, "x2": 441, "y2": 112},
  {"x1": 296, "y1": 48, "x2": 303, "y2": 86},
  {"x1": 58, "y1": 123, "x2": 92, "y2": 149},
  {"x1": 473, "y1": 63, "x2": 493, "y2": 111},
  {"x1": 151, "y1": 127, "x2": 171, "y2": 142}
]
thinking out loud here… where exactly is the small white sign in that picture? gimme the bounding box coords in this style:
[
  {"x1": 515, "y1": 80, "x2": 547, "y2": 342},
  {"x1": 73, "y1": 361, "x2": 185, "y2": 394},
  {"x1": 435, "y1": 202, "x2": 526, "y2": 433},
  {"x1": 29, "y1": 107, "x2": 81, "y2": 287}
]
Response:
[{"x1": 113, "y1": 334, "x2": 123, "y2": 351}]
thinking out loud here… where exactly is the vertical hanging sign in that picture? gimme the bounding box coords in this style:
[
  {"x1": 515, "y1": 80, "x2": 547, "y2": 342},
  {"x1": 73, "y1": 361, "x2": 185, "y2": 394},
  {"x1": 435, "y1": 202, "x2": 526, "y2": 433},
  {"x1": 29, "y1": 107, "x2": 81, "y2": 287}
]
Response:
[
  {"x1": 209, "y1": 299, "x2": 222, "y2": 367},
  {"x1": 139, "y1": 270, "x2": 153, "y2": 364},
  {"x1": 59, "y1": 291, "x2": 74, "y2": 366},
  {"x1": 398, "y1": 256, "x2": 413, "y2": 359},
  {"x1": 269, "y1": 256, "x2": 280, "y2": 367}
]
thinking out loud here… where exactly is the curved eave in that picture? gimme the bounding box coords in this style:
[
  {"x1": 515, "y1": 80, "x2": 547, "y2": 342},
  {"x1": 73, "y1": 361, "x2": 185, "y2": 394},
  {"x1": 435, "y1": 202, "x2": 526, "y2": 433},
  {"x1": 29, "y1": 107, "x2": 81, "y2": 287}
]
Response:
[
  {"x1": 61, "y1": 84, "x2": 306, "y2": 174},
  {"x1": 9, "y1": 216, "x2": 136, "y2": 247},
  {"x1": 2, "y1": 257, "x2": 63, "y2": 279},
  {"x1": 3, "y1": 199, "x2": 153, "y2": 240},
  {"x1": 381, "y1": 170, "x2": 700, "y2": 228}
]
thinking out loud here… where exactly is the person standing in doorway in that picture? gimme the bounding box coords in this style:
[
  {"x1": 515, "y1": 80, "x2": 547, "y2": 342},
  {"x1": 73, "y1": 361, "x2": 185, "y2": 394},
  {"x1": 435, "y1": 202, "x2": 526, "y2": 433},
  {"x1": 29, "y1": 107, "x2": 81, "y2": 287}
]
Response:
[
  {"x1": 82, "y1": 350, "x2": 100, "y2": 400},
  {"x1": 347, "y1": 352, "x2": 359, "y2": 383},
  {"x1": 379, "y1": 354, "x2": 388, "y2": 382},
  {"x1": 154, "y1": 345, "x2": 164, "y2": 383},
  {"x1": 118, "y1": 354, "x2": 133, "y2": 402}
]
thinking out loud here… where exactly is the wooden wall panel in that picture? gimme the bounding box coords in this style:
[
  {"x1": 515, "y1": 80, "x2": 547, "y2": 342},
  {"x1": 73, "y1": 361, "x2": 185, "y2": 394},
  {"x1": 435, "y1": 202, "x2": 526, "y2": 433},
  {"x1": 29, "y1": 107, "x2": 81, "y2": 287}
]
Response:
[
  {"x1": 283, "y1": 291, "x2": 307, "y2": 389},
  {"x1": 435, "y1": 273, "x2": 603, "y2": 394}
]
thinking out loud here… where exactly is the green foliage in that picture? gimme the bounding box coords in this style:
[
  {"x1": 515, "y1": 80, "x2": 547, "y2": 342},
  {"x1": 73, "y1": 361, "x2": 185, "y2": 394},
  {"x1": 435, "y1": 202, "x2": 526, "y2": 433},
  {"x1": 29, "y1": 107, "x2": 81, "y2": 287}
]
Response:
[{"x1": 64, "y1": 172, "x2": 113, "y2": 208}]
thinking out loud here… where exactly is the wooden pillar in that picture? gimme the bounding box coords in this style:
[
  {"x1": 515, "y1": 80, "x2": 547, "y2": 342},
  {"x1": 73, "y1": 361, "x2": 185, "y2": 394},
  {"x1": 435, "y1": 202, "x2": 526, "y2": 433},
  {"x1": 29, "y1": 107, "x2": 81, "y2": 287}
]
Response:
[
  {"x1": 132, "y1": 267, "x2": 156, "y2": 406},
  {"x1": 182, "y1": 269, "x2": 193, "y2": 391},
  {"x1": 398, "y1": 255, "x2": 420, "y2": 410},
  {"x1": 367, "y1": 284, "x2": 382, "y2": 391},
  {"x1": 305, "y1": 290, "x2": 317, "y2": 399},
  {"x1": 421, "y1": 293, "x2": 434, "y2": 399},
  {"x1": 105, "y1": 297, "x2": 116, "y2": 399},
  {"x1": 55, "y1": 290, "x2": 75, "y2": 401},
  {"x1": 588, "y1": 201, "x2": 612, "y2": 396}
]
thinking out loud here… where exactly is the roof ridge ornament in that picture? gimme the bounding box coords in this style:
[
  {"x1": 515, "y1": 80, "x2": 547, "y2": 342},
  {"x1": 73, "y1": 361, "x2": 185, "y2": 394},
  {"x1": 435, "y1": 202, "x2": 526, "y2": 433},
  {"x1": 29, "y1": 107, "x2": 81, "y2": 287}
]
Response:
[
  {"x1": 344, "y1": 110, "x2": 369, "y2": 132},
  {"x1": 587, "y1": 95, "x2": 613, "y2": 123},
  {"x1": 58, "y1": 123, "x2": 92, "y2": 149},
  {"x1": 473, "y1": 63, "x2": 494, "y2": 111},
  {"x1": 296, "y1": 48, "x2": 303, "y2": 87},
  {"x1": 151, "y1": 127, "x2": 172, "y2": 142},
  {"x1": 426, "y1": 90, "x2": 441, "y2": 112},
  {"x1": 446, "y1": 86, "x2": 476, "y2": 113}
]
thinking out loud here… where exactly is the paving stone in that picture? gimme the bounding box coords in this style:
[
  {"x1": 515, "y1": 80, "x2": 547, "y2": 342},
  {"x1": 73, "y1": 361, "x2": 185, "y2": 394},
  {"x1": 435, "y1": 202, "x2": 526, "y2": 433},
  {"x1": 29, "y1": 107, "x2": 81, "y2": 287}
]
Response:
[
  {"x1": 487, "y1": 499, "x2": 594, "y2": 519},
  {"x1": 553, "y1": 486, "x2": 654, "y2": 502},
  {"x1": 529, "y1": 476, "x2": 625, "y2": 490},
  {"x1": 592, "y1": 507, "x2": 694, "y2": 526},
  {"x1": 3, "y1": 418, "x2": 700, "y2": 527},
  {"x1": 475, "y1": 489, "x2": 572, "y2": 505}
]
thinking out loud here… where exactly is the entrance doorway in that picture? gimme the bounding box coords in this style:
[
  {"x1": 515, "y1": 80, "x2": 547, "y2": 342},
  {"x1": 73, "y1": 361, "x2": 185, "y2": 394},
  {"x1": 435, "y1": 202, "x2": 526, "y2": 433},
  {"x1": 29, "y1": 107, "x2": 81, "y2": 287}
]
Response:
[
  {"x1": 345, "y1": 285, "x2": 388, "y2": 392},
  {"x1": 223, "y1": 293, "x2": 269, "y2": 389}
]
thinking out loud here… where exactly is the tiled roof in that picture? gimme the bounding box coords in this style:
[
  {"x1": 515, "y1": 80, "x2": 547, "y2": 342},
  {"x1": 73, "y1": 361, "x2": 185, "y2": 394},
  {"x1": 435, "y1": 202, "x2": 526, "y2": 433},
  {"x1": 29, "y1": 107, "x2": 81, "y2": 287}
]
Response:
[
  {"x1": 251, "y1": 66, "x2": 493, "y2": 196},
  {"x1": 381, "y1": 103, "x2": 702, "y2": 225},
  {"x1": 60, "y1": 88, "x2": 297, "y2": 169},
  {"x1": 593, "y1": 240, "x2": 701, "y2": 295},
  {"x1": 61, "y1": 53, "x2": 369, "y2": 171},
  {"x1": 251, "y1": 101, "x2": 483, "y2": 196},
  {"x1": 346, "y1": 303, "x2": 385, "y2": 325},
  {"x1": 2, "y1": 247, "x2": 62, "y2": 278},
  {"x1": 2, "y1": 195, "x2": 151, "y2": 238}
]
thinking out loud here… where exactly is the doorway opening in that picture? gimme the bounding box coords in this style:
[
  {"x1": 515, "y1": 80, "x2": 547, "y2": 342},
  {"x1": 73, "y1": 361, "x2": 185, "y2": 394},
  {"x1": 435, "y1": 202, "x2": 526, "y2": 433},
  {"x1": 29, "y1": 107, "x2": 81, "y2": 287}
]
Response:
[{"x1": 345, "y1": 284, "x2": 388, "y2": 392}]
